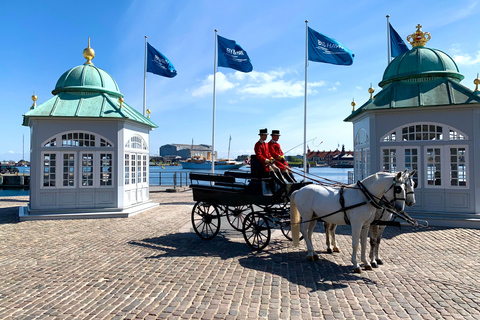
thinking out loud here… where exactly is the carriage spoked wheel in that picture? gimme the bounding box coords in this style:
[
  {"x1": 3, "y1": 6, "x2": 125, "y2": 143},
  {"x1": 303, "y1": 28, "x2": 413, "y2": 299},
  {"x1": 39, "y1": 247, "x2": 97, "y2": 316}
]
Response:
[
  {"x1": 279, "y1": 219, "x2": 303, "y2": 241},
  {"x1": 242, "y1": 212, "x2": 271, "y2": 251},
  {"x1": 191, "y1": 201, "x2": 221, "y2": 240},
  {"x1": 226, "y1": 204, "x2": 253, "y2": 231}
]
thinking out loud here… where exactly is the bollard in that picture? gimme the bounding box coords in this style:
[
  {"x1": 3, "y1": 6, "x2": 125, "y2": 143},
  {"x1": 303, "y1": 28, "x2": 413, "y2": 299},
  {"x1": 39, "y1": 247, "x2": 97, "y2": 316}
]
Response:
[
  {"x1": 173, "y1": 172, "x2": 177, "y2": 188},
  {"x1": 19, "y1": 175, "x2": 24, "y2": 186},
  {"x1": 0, "y1": 175, "x2": 3, "y2": 186}
]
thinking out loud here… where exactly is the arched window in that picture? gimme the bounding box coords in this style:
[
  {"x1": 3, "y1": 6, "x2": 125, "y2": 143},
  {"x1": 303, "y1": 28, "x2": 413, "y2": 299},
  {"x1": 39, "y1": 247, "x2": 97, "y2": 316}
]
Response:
[
  {"x1": 125, "y1": 135, "x2": 148, "y2": 150},
  {"x1": 355, "y1": 128, "x2": 368, "y2": 146},
  {"x1": 43, "y1": 131, "x2": 114, "y2": 148},
  {"x1": 380, "y1": 122, "x2": 468, "y2": 142}
]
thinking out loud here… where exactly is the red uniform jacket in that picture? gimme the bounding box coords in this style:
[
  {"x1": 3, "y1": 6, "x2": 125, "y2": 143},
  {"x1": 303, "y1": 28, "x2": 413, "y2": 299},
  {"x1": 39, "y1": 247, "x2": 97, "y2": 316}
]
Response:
[
  {"x1": 254, "y1": 140, "x2": 272, "y2": 172},
  {"x1": 268, "y1": 140, "x2": 289, "y2": 170}
]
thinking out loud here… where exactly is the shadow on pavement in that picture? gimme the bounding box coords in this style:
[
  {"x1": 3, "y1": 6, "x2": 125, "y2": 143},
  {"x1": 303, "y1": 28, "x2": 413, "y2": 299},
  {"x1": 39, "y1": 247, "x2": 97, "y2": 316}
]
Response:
[
  {"x1": 0, "y1": 207, "x2": 20, "y2": 224},
  {"x1": 129, "y1": 231, "x2": 372, "y2": 292}
]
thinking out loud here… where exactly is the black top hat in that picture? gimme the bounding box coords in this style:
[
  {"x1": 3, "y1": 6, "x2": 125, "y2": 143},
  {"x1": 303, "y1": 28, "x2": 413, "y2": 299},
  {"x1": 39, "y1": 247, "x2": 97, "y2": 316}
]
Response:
[
  {"x1": 258, "y1": 128, "x2": 268, "y2": 135},
  {"x1": 271, "y1": 130, "x2": 280, "y2": 136}
]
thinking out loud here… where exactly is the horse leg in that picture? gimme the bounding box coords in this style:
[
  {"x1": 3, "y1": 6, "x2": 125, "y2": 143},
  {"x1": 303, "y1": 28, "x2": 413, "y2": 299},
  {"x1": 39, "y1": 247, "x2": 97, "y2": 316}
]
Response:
[
  {"x1": 360, "y1": 225, "x2": 373, "y2": 271},
  {"x1": 369, "y1": 225, "x2": 380, "y2": 268},
  {"x1": 350, "y1": 223, "x2": 362, "y2": 273},
  {"x1": 300, "y1": 214, "x2": 317, "y2": 261},
  {"x1": 308, "y1": 219, "x2": 319, "y2": 260},
  {"x1": 375, "y1": 226, "x2": 386, "y2": 265},
  {"x1": 324, "y1": 222, "x2": 340, "y2": 254}
]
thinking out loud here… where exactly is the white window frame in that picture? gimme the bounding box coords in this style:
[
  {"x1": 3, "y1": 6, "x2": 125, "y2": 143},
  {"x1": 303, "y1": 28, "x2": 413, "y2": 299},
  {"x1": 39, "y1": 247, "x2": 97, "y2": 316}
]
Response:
[{"x1": 424, "y1": 145, "x2": 468, "y2": 189}]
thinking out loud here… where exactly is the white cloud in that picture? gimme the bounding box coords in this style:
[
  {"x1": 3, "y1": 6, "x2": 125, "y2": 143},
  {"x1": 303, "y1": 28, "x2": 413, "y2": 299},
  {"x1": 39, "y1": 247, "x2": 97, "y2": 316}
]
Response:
[
  {"x1": 191, "y1": 72, "x2": 237, "y2": 97},
  {"x1": 453, "y1": 51, "x2": 480, "y2": 65},
  {"x1": 191, "y1": 69, "x2": 327, "y2": 99},
  {"x1": 8, "y1": 151, "x2": 14, "y2": 154}
]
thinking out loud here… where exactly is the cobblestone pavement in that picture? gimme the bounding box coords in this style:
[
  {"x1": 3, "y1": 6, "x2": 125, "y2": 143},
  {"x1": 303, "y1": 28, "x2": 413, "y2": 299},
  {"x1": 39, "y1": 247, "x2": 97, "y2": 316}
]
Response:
[{"x1": 1, "y1": 192, "x2": 480, "y2": 320}]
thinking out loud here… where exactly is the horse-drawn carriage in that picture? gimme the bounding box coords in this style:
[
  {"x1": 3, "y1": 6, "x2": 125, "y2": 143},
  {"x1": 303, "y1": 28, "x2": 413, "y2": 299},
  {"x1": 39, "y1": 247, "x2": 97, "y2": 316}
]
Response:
[
  {"x1": 189, "y1": 167, "x2": 420, "y2": 272},
  {"x1": 189, "y1": 170, "x2": 310, "y2": 250}
]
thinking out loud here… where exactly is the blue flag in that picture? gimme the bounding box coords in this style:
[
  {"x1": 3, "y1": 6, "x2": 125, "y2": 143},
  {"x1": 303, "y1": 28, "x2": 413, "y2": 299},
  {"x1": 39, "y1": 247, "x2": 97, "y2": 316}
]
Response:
[
  {"x1": 217, "y1": 35, "x2": 253, "y2": 73},
  {"x1": 308, "y1": 27, "x2": 354, "y2": 65},
  {"x1": 146, "y1": 42, "x2": 177, "y2": 78},
  {"x1": 389, "y1": 23, "x2": 409, "y2": 58}
]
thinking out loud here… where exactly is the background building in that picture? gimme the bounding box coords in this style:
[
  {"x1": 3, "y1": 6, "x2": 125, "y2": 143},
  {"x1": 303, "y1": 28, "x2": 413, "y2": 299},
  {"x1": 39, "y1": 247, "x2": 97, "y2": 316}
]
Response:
[
  {"x1": 159, "y1": 143, "x2": 217, "y2": 160},
  {"x1": 345, "y1": 25, "x2": 480, "y2": 227}
]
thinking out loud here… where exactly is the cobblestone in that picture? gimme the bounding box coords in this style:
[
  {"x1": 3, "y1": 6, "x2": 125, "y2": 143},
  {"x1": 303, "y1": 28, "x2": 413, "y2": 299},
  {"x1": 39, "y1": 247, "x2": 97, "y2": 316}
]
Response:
[{"x1": 1, "y1": 193, "x2": 480, "y2": 319}]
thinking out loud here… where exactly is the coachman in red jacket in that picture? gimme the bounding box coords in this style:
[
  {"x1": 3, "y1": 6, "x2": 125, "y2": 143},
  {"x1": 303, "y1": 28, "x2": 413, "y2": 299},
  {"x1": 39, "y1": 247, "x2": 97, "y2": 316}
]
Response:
[{"x1": 268, "y1": 130, "x2": 296, "y2": 182}]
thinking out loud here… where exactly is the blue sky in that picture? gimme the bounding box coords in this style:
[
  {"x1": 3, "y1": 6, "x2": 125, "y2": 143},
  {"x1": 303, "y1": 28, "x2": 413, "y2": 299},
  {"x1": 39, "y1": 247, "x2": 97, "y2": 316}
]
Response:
[{"x1": 1, "y1": 0, "x2": 479, "y2": 161}]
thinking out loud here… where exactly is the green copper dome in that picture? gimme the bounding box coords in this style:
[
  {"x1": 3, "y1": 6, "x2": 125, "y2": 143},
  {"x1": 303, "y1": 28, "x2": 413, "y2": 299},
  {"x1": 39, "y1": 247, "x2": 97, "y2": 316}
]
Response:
[
  {"x1": 52, "y1": 63, "x2": 122, "y2": 97},
  {"x1": 379, "y1": 46, "x2": 464, "y2": 87}
]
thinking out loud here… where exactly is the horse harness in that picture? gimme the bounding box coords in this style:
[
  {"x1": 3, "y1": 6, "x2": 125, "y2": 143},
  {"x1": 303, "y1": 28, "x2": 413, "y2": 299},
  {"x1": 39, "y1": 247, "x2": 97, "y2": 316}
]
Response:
[{"x1": 309, "y1": 179, "x2": 406, "y2": 225}]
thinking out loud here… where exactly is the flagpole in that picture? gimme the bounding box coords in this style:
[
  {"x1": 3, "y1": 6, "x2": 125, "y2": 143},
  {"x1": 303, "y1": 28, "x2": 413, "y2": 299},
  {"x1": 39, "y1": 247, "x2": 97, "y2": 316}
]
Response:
[
  {"x1": 303, "y1": 20, "x2": 308, "y2": 178},
  {"x1": 212, "y1": 30, "x2": 218, "y2": 174},
  {"x1": 386, "y1": 15, "x2": 391, "y2": 64},
  {"x1": 143, "y1": 36, "x2": 147, "y2": 117}
]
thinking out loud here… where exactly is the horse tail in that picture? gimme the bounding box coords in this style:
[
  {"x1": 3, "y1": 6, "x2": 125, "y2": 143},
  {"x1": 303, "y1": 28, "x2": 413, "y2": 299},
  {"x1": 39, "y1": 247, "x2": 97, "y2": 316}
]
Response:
[{"x1": 290, "y1": 190, "x2": 301, "y2": 247}]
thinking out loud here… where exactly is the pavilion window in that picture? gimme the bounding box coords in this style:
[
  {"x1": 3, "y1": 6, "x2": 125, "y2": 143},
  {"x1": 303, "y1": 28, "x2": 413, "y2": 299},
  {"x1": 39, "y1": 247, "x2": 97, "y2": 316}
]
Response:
[
  {"x1": 81, "y1": 153, "x2": 94, "y2": 186},
  {"x1": 131, "y1": 155, "x2": 136, "y2": 184},
  {"x1": 143, "y1": 155, "x2": 147, "y2": 183},
  {"x1": 450, "y1": 147, "x2": 467, "y2": 187},
  {"x1": 100, "y1": 154, "x2": 113, "y2": 186},
  {"x1": 125, "y1": 154, "x2": 130, "y2": 185},
  {"x1": 43, "y1": 154, "x2": 56, "y2": 187},
  {"x1": 426, "y1": 148, "x2": 441, "y2": 186},
  {"x1": 404, "y1": 148, "x2": 419, "y2": 187},
  {"x1": 63, "y1": 153, "x2": 75, "y2": 187},
  {"x1": 382, "y1": 149, "x2": 396, "y2": 173}
]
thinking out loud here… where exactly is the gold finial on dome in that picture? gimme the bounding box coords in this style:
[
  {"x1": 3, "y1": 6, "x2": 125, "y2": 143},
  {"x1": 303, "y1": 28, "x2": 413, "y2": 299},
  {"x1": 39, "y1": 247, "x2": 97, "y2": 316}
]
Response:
[
  {"x1": 407, "y1": 24, "x2": 431, "y2": 47},
  {"x1": 119, "y1": 97, "x2": 124, "y2": 108},
  {"x1": 83, "y1": 37, "x2": 95, "y2": 65},
  {"x1": 474, "y1": 73, "x2": 480, "y2": 92},
  {"x1": 351, "y1": 99, "x2": 356, "y2": 112},
  {"x1": 368, "y1": 84, "x2": 375, "y2": 99},
  {"x1": 31, "y1": 91, "x2": 38, "y2": 110},
  {"x1": 146, "y1": 108, "x2": 151, "y2": 118}
]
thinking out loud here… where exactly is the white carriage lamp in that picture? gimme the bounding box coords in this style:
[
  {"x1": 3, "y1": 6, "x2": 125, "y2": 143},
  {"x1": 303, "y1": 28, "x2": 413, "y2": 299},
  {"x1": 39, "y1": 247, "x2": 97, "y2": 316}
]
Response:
[
  {"x1": 474, "y1": 73, "x2": 480, "y2": 92},
  {"x1": 31, "y1": 92, "x2": 37, "y2": 110},
  {"x1": 368, "y1": 84, "x2": 375, "y2": 100},
  {"x1": 351, "y1": 99, "x2": 356, "y2": 112},
  {"x1": 146, "y1": 108, "x2": 151, "y2": 118},
  {"x1": 119, "y1": 97, "x2": 124, "y2": 108},
  {"x1": 83, "y1": 37, "x2": 95, "y2": 65}
]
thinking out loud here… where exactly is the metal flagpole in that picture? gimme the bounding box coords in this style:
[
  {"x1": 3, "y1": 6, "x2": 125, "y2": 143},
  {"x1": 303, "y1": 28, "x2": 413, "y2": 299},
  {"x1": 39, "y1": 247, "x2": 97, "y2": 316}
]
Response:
[
  {"x1": 386, "y1": 15, "x2": 391, "y2": 64},
  {"x1": 303, "y1": 20, "x2": 308, "y2": 178},
  {"x1": 212, "y1": 30, "x2": 218, "y2": 174},
  {"x1": 143, "y1": 36, "x2": 147, "y2": 117}
]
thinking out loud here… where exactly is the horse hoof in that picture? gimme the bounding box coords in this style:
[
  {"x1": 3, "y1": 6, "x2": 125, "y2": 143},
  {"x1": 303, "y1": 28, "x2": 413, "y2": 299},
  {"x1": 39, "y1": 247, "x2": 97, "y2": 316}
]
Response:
[
  {"x1": 333, "y1": 247, "x2": 340, "y2": 253},
  {"x1": 326, "y1": 248, "x2": 333, "y2": 254},
  {"x1": 314, "y1": 254, "x2": 320, "y2": 261},
  {"x1": 353, "y1": 267, "x2": 362, "y2": 273},
  {"x1": 307, "y1": 256, "x2": 315, "y2": 261},
  {"x1": 371, "y1": 262, "x2": 378, "y2": 268},
  {"x1": 364, "y1": 265, "x2": 373, "y2": 271},
  {"x1": 377, "y1": 259, "x2": 384, "y2": 265}
]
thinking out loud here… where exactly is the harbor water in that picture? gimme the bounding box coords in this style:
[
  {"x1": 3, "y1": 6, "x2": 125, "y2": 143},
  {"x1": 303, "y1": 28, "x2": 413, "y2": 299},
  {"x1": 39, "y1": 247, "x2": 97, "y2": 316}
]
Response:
[{"x1": 0, "y1": 165, "x2": 352, "y2": 197}]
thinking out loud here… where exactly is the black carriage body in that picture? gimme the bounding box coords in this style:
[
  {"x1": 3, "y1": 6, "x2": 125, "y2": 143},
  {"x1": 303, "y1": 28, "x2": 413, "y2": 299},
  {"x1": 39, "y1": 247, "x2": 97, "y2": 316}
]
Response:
[{"x1": 189, "y1": 171, "x2": 309, "y2": 250}]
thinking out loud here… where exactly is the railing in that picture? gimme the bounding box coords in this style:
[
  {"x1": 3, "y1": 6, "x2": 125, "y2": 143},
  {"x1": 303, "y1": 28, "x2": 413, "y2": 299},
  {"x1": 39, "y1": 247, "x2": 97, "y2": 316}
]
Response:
[
  {"x1": 149, "y1": 171, "x2": 190, "y2": 188},
  {"x1": 348, "y1": 171, "x2": 354, "y2": 184}
]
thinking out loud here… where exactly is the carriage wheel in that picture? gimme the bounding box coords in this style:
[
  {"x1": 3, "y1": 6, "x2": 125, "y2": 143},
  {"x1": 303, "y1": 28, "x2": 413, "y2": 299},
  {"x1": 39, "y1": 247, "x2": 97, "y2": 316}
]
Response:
[
  {"x1": 191, "y1": 201, "x2": 221, "y2": 240},
  {"x1": 243, "y1": 212, "x2": 271, "y2": 251},
  {"x1": 226, "y1": 204, "x2": 253, "y2": 231},
  {"x1": 280, "y1": 220, "x2": 303, "y2": 241}
]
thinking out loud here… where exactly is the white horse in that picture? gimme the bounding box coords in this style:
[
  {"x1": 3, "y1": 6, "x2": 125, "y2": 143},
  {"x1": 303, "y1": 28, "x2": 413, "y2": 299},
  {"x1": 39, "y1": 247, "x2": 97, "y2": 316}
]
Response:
[
  {"x1": 290, "y1": 172, "x2": 407, "y2": 273},
  {"x1": 323, "y1": 170, "x2": 416, "y2": 268}
]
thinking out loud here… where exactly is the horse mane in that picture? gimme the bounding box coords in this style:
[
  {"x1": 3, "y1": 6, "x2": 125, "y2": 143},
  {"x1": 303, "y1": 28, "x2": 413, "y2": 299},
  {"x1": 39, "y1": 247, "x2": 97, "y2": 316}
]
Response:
[{"x1": 361, "y1": 172, "x2": 400, "y2": 188}]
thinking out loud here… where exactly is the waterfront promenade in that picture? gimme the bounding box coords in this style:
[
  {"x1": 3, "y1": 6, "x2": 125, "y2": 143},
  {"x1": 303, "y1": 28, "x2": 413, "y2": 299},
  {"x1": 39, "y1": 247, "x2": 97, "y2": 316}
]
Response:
[{"x1": 1, "y1": 191, "x2": 480, "y2": 319}]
